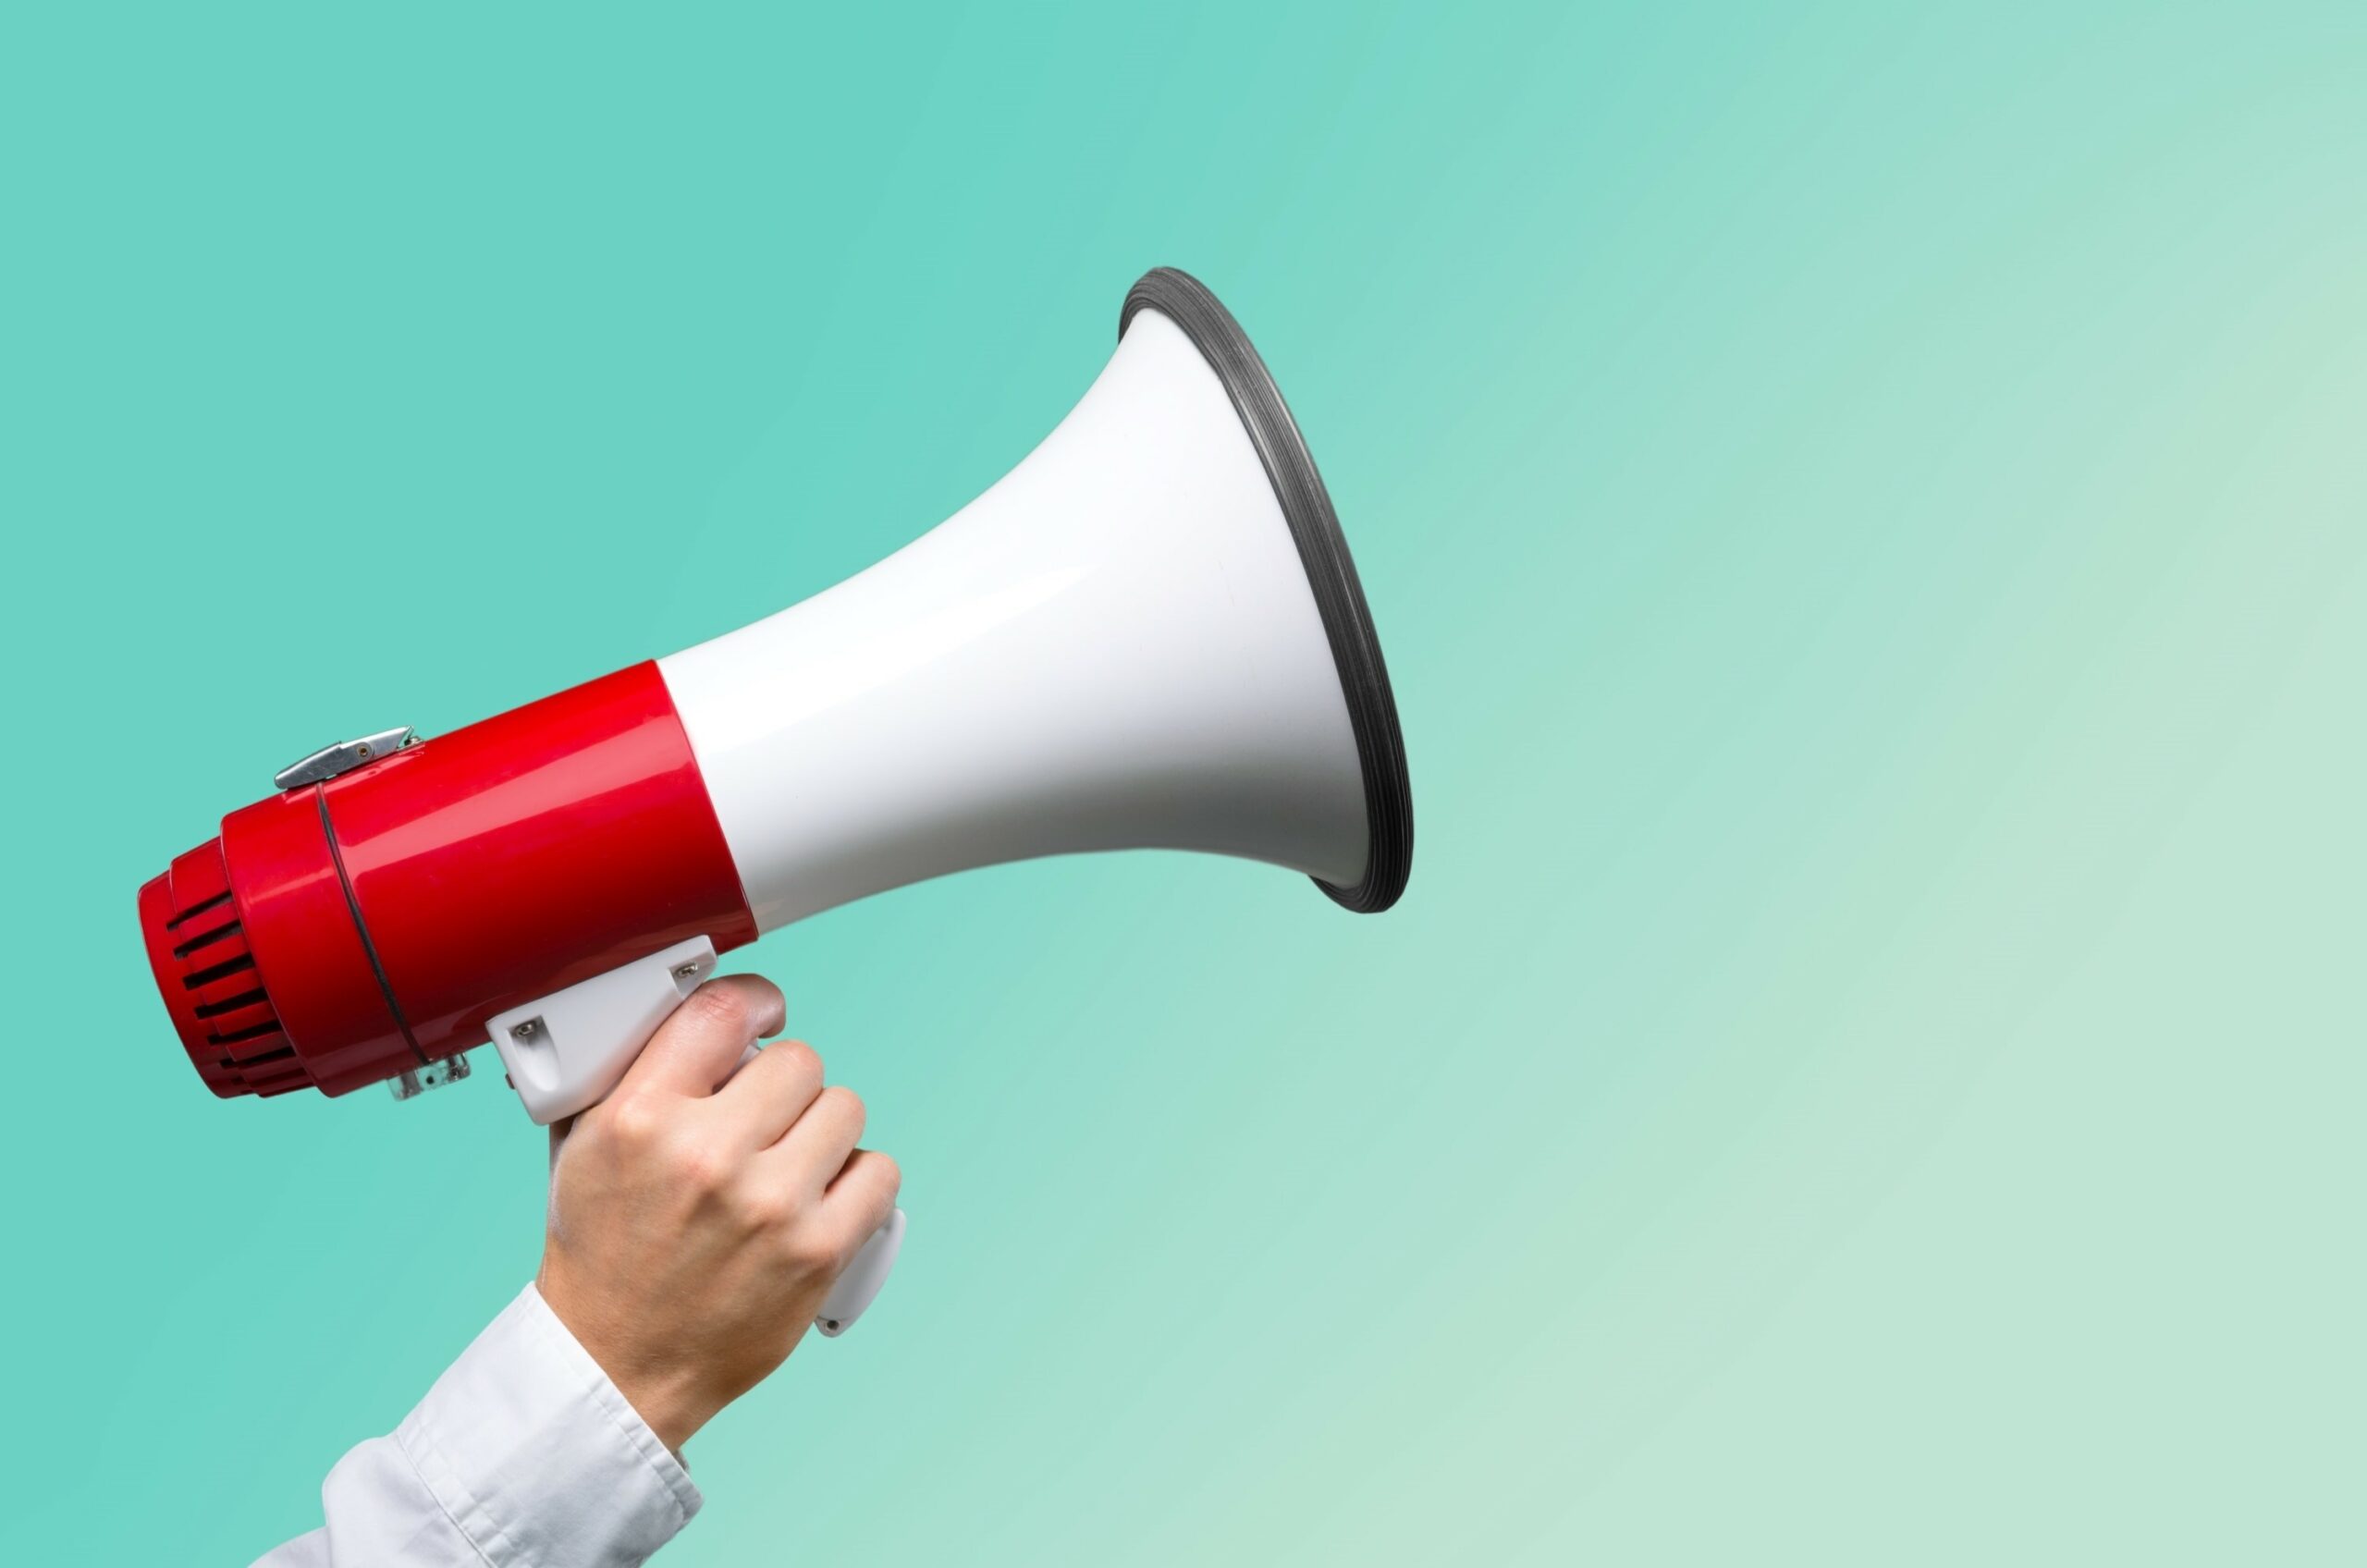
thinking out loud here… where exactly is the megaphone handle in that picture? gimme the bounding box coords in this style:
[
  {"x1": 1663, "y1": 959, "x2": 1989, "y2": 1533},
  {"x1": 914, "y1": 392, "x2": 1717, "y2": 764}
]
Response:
[{"x1": 517, "y1": 940, "x2": 903, "y2": 1337}]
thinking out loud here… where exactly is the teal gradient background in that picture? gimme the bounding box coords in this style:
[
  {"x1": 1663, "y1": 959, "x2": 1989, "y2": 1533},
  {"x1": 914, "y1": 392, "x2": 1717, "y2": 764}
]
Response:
[{"x1": 3, "y1": 4, "x2": 2360, "y2": 1561}]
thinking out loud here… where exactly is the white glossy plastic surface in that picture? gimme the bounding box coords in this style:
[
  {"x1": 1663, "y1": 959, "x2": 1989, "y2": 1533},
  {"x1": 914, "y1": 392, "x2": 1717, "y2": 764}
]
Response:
[
  {"x1": 657, "y1": 305, "x2": 1367, "y2": 932},
  {"x1": 489, "y1": 937, "x2": 717, "y2": 1126},
  {"x1": 815, "y1": 1206, "x2": 904, "y2": 1337}
]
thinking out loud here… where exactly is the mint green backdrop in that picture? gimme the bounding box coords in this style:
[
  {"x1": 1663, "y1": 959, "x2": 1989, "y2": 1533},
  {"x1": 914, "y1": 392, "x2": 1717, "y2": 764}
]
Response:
[{"x1": 3, "y1": 4, "x2": 2359, "y2": 1562}]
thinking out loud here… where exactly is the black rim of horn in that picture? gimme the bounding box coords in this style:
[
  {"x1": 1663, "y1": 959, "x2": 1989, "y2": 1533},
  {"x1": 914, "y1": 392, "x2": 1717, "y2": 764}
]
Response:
[{"x1": 1120, "y1": 266, "x2": 1413, "y2": 914}]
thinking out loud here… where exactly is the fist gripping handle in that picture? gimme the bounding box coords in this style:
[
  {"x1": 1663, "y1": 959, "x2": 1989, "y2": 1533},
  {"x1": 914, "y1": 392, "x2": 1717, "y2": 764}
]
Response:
[{"x1": 491, "y1": 937, "x2": 903, "y2": 1337}]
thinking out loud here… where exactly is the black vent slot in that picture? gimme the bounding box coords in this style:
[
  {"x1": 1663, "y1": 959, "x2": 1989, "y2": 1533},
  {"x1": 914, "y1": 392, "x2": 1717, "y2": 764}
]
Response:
[
  {"x1": 183, "y1": 953, "x2": 257, "y2": 990},
  {"x1": 166, "y1": 889, "x2": 233, "y2": 929},
  {"x1": 192, "y1": 987, "x2": 272, "y2": 1021},
  {"x1": 172, "y1": 920, "x2": 243, "y2": 960}
]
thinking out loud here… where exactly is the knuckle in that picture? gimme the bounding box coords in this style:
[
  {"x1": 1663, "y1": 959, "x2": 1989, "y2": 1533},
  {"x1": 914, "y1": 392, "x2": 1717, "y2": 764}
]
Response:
[
  {"x1": 805, "y1": 1085, "x2": 866, "y2": 1143},
  {"x1": 731, "y1": 1181, "x2": 793, "y2": 1232},
  {"x1": 767, "y1": 1039, "x2": 822, "y2": 1084},
  {"x1": 601, "y1": 1095, "x2": 664, "y2": 1150},
  {"x1": 667, "y1": 1132, "x2": 731, "y2": 1193},
  {"x1": 781, "y1": 1226, "x2": 839, "y2": 1273}
]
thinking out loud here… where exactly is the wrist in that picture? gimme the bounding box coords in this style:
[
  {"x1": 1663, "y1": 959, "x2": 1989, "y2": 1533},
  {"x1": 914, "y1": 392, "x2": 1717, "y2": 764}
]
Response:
[
  {"x1": 397, "y1": 1285, "x2": 705, "y2": 1561},
  {"x1": 604, "y1": 1369, "x2": 713, "y2": 1457},
  {"x1": 536, "y1": 1268, "x2": 717, "y2": 1453}
]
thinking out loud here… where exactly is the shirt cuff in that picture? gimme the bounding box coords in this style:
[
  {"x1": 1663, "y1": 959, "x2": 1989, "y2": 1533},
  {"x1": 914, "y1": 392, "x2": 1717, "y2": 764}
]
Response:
[{"x1": 395, "y1": 1284, "x2": 702, "y2": 1566}]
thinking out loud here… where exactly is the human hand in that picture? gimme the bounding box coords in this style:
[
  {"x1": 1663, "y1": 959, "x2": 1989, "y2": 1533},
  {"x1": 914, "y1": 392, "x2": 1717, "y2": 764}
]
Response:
[{"x1": 535, "y1": 974, "x2": 900, "y2": 1451}]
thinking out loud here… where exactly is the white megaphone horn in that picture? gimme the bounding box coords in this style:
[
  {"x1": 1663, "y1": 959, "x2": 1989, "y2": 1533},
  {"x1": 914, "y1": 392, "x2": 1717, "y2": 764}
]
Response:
[{"x1": 140, "y1": 266, "x2": 1415, "y2": 1335}]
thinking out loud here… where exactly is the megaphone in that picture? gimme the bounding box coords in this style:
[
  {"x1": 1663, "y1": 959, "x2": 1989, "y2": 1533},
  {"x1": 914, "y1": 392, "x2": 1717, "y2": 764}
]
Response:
[{"x1": 138, "y1": 267, "x2": 1413, "y2": 1334}]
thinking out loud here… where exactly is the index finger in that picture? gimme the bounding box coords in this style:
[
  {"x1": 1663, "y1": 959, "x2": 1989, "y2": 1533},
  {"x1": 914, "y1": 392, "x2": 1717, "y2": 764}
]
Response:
[{"x1": 619, "y1": 974, "x2": 785, "y2": 1098}]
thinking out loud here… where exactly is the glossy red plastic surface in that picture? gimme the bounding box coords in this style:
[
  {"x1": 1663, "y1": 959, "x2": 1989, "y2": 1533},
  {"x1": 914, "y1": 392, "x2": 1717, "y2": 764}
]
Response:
[
  {"x1": 218, "y1": 790, "x2": 418, "y2": 1096},
  {"x1": 140, "y1": 839, "x2": 282, "y2": 1097},
  {"x1": 323, "y1": 661, "x2": 757, "y2": 1060},
  {"x1": 138, "y1": 659, "x2": 755, "y2": 1101}
]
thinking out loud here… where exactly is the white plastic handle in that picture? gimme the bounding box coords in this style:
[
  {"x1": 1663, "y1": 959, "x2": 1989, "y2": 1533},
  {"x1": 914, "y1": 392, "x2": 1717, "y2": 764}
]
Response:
[
  {"x1": 816, "y1": 1207, "x2": 904, "y2": 1336},
  {"x1": 499, "y1": 937, "x2": 904, "y2": 1336}
]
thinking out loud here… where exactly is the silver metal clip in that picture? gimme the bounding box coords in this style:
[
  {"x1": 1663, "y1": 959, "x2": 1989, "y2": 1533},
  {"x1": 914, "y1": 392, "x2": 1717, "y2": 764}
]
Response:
[
  {"x1": 388, "y1": 1052, "x2": 472, "y2": 1101},
  {"x1": 276, "y1": 727, "x2": 418, "y2": 790}
]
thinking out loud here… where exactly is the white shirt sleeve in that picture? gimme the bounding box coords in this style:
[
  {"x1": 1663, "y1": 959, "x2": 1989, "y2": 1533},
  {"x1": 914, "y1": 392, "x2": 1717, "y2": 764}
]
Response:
[{"x1": 255, "y1": 1284, "x2": 703, "y2": 1567}]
